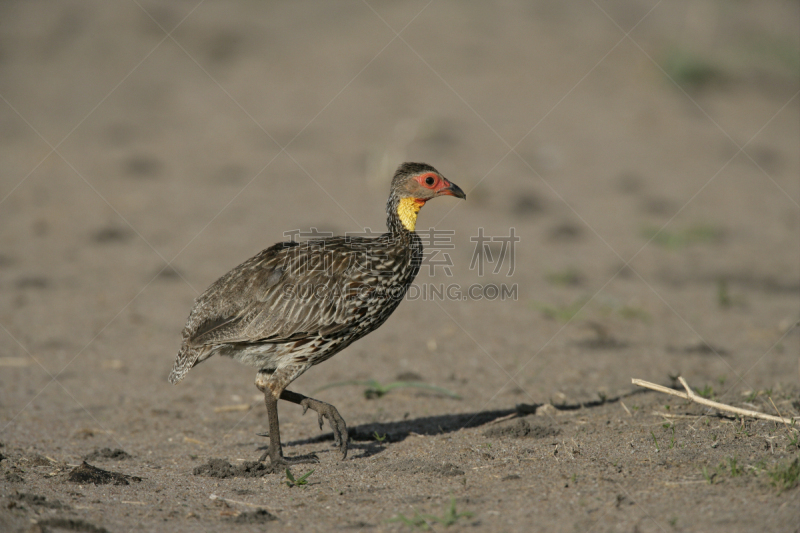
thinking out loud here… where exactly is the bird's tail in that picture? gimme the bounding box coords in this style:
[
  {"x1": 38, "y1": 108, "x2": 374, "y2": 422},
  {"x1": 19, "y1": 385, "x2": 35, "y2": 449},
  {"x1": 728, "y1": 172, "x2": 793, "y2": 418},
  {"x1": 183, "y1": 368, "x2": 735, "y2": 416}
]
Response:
[{"x1": 168, "y1": 344, "x2": 198, "y2": 384}]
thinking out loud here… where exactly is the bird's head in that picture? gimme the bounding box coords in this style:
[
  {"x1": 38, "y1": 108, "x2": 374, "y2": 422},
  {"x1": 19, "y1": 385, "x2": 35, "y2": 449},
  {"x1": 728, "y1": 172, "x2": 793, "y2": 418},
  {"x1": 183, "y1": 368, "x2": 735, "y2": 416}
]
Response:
[{"x1": 389, "y1": 162, "x2": 466, "y2": 232}]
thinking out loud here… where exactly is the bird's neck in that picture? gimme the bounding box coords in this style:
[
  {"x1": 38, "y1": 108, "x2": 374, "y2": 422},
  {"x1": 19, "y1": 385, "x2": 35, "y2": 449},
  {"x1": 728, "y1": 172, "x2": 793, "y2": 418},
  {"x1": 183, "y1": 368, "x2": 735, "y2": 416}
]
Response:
[{"x1": 386, "y1": 195, "x2": 425, "y2": 235}]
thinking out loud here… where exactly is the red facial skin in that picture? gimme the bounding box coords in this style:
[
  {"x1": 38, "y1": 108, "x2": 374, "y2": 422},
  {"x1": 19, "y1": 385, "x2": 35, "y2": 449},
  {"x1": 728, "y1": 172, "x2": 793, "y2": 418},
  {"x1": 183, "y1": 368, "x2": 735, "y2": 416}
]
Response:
[{"x1": 415, "y1": 172, "x2": 458, "y2": 197}]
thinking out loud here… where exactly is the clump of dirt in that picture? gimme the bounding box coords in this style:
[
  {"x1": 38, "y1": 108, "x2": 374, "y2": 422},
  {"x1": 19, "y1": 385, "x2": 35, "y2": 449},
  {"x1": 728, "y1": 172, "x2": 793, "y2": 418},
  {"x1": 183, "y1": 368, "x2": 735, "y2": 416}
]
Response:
[
  {"x1": 193, "y1": 458, "x2": 278, "y2": 478},
  {"x1": 12, "y1": 492, "x2": 68, "y2": 509},
  {"x1": 4, "y1": 469, "x2": 24, "y2": 483},
  {"x1": 482, "y1": 419, "x2": 560, "y2": 439},
  {"x1": 35, "y1": 518, "x2": 110, "y2": 533},
  {"x1": 24, "y1": 453, "x2": 54, "y2": 467},
  {"x1": 392, "y1": 459, "x2": 465, "y2": 477},
  {"x1": 83, "y1": 448, "x2": 131, "y2": 461},
  {"x1": 228, "y1": 508, "x2": 278, "y2": 524},
  {"x1": 66, "y1": 462, "x2": 141, "y2": 485}
]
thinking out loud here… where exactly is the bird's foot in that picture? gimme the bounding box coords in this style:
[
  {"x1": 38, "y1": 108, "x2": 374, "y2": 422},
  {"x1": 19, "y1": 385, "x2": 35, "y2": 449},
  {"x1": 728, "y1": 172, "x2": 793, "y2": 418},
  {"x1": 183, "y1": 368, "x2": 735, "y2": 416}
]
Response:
[{"x1": 299, "y1": 397, "x2": 349, "y2": 460}]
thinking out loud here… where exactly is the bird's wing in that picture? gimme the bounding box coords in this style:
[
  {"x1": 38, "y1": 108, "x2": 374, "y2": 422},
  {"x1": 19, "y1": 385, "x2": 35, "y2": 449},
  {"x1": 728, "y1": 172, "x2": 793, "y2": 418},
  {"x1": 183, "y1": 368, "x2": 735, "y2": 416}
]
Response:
[{"x1": 184, "y1": 239, "x2": 382, "y2": 347}]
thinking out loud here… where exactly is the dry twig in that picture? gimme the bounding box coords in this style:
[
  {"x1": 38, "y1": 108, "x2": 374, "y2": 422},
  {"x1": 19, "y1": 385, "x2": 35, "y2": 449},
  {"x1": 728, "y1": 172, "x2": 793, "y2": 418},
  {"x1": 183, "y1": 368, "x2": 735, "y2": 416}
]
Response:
[{"x1": 632, "y1": 376, "x2": 800, "y2": 424}]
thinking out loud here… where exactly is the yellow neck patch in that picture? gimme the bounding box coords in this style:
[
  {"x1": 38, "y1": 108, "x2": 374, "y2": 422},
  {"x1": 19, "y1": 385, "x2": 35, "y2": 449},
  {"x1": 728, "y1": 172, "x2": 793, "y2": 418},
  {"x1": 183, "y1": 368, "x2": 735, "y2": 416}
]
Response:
[{"x1": 397, "y1": 197, "x2": 425, "y2": 231}]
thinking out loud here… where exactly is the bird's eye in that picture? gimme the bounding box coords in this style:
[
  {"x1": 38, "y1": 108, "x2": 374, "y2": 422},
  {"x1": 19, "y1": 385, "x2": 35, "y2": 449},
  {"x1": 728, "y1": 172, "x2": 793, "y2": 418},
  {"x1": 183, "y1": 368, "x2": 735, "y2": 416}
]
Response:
[{"x1": 425, "y1": 176, "x2": 436, "y2": 186}]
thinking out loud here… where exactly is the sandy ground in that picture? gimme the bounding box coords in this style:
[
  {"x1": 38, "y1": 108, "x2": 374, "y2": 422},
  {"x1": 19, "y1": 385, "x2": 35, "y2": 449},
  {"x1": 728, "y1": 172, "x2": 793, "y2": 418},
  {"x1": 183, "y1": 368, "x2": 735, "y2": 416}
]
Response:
[{"x1": 1, "y1": 1, "x2": 799, "y2": 532}]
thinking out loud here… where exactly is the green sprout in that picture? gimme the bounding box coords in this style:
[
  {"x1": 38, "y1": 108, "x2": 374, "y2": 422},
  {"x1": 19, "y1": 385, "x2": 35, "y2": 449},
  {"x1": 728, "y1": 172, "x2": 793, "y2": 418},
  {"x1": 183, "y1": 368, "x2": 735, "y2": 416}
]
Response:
[
  {"x1": 533, "y1": 298, "x2": 587, "y2": 322},
  {"x1": 787, "y1": 430, "x2": 799, "y2": 450},
  {"x1": 641, "y1": 224, "x2": 721, "y2": 250},
  {"x1": 545, "y1": 267, "x2": 582, "y2": 287},
  {"x1": 769, "y1": 458, "x2": 800, "y2": 493},
  {"x1": 728, "y1": 457, "x2": 743, "y2": 477},
  {"x1": 389, "y1": 497, "x2": 473, "y2": 529},
  {"x1": 697, "y1": 385, "x2": 715, "y2": 400},
  {"x1": 661, "y1": 47, "x2": 724, "y2": 91},
  {"x1": 284, "y1": 468, "x2": 314, "y2": 488},
  {"x1": 663, "y1": 423, "x2": 676, "y2": 449}
]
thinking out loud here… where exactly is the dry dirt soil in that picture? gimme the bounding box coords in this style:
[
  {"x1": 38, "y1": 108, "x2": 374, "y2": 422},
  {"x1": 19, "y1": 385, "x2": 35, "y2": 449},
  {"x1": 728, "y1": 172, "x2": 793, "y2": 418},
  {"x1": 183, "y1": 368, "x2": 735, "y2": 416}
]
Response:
[{"x1": 1, "y1": 1, "x2": 799, "y2": 532}]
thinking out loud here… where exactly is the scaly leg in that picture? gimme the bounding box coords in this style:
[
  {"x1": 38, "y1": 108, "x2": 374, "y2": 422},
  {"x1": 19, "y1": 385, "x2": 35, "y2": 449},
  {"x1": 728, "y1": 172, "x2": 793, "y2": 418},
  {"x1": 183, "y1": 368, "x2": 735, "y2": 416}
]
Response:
[{"x1": 255, "y1": 369, "x2": 319, "y2": 466}]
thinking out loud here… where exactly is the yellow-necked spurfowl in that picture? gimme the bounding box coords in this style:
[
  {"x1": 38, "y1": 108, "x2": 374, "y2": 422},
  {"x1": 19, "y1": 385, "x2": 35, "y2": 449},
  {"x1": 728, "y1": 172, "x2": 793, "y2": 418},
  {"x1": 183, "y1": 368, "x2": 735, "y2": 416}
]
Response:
[{"x1": 169, "y1": 162, "x2": 465, "y2": 468}]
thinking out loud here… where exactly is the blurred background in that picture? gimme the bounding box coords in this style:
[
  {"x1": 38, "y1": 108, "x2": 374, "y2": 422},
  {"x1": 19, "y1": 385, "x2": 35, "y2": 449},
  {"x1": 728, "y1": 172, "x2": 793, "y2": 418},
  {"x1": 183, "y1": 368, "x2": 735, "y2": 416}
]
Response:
[{"x1": 0, "y1": 1, "x2": 798, "y2": 440}]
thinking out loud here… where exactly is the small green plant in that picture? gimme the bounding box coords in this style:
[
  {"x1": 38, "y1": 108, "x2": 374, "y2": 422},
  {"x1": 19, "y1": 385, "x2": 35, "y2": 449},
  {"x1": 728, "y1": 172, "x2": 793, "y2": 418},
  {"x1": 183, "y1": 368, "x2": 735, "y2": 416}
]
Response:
[
  {"x1": 389, "y1": 497, "x2": 473, "y2": 529},
  {"x1": 533, "y1": 298, "x2": 587, "y2": 322},
  {"x1": 768, "y1": 458, "x2": 800, "y2": 493},
  {"x1": 728, "y1": 456, "x2": 743, "y2": 477},
  {"x1": 641, "y1": 224, "x2": 721, "y2": 250},
  {"x1": 651, "y1": 431, "x2": 660, "y2": 452},
  {"x1": 662, "y1": 423, "x2": 677, "y2": 449},
  {"x1": 431, "y1": 497, "x2": 474, "y2": 527},
  {"x1": 545, "y1": 267, "x2": 582, "y2": 287},
  {"x1": 661, "y1": 47, "x2": 724, "y2": 91},
  {"x1": 597, "y1": 298, "x2": 651, "y2": 322},
  {"x1": 284, "y1": 468, "x2": 314, "y2": 488},
  {"x1": 787, "y1": 430, "x2": 799, "y2": 450},
  {"x1": 697, "y1": 385, "x2": 715, "y2": 399},
  {"x1": 390, "y1": 511, "x2": 429, "y2": 530},
  {"x1": 314, "y1": 379, "x2": 460, "y2": 400},
  {"x1": 373, "y1": 431, "x2": 387, "y2": 443},
  {"x1": 701, "y1": 466, "x2": 714, "y2": 484}
]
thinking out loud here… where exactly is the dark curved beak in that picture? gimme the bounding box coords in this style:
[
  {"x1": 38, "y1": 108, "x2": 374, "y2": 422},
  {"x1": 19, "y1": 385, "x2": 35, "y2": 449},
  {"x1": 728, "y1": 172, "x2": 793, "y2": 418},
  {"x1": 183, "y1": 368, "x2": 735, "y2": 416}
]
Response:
[{"x1": 437, "y1": 179, "x2": 467, "y2": 200}]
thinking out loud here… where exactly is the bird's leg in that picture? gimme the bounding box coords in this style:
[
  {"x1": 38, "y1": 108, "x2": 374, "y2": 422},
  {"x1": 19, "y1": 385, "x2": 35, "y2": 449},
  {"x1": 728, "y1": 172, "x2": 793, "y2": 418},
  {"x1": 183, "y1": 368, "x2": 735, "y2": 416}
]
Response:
[
  {"x1": 255, "y1": 370, "x2": 319, "y2": 466},
  {"x1": 280, "y1": 389, "x2": 349, "y2": 460}
]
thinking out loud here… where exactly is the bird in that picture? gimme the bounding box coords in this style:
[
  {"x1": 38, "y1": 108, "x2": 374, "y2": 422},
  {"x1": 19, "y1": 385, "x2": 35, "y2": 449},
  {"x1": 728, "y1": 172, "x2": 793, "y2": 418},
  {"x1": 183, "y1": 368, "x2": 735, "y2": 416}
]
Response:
[{"x1": 168, "y1": 162, "x2": 465, "y2": 468}]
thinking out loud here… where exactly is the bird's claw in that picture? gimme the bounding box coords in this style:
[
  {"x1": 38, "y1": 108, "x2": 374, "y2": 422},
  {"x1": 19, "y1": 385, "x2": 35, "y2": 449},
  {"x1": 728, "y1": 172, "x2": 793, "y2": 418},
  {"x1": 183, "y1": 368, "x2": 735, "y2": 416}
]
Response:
[{"x1": 298, "y1": 397, "x2": 349, "y2": 460}]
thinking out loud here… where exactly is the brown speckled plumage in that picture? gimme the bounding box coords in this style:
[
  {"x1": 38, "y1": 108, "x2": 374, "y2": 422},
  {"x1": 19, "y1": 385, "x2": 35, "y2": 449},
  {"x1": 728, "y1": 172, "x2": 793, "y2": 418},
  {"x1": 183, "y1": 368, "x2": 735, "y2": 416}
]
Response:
[{"x1": 169, "y1": 162, "x2": 465, "y2": 468}]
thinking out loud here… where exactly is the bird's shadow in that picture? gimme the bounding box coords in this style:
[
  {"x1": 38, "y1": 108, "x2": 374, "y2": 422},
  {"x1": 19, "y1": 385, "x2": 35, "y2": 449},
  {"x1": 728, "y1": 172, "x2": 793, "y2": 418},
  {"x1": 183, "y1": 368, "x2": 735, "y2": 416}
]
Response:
[{"x1": 276, "y1": 387, "x2": 649, "y2": 460}]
